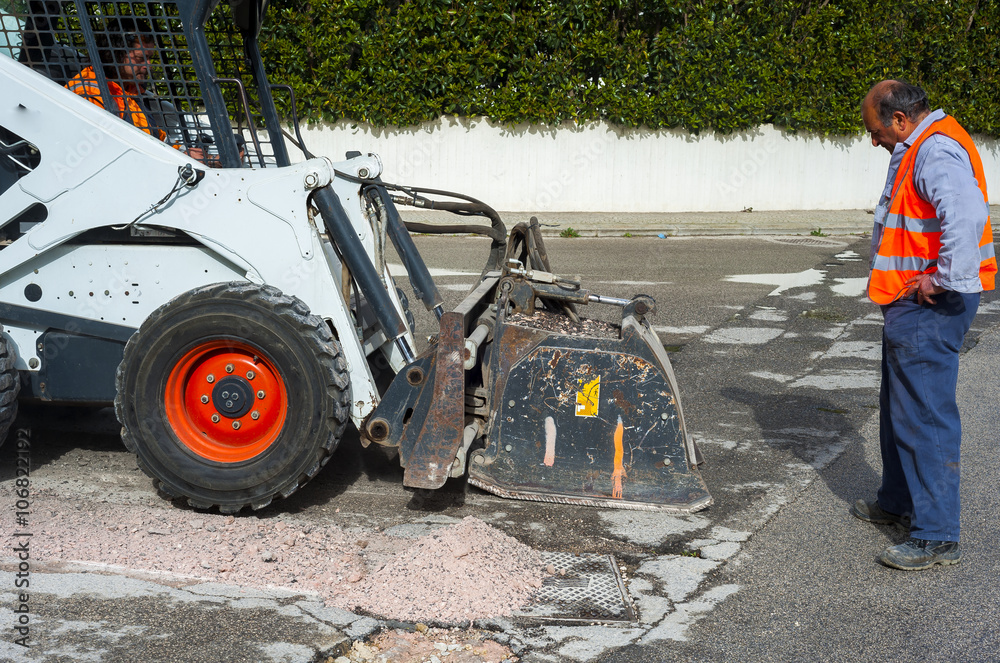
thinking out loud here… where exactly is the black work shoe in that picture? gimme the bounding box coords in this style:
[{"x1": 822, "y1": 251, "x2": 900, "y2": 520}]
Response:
[
  {"x1": 850, "y1": 499, "x2": 911, "y2": 530},
  {"x1": 880, "y1": 538, "x2": 961, "y2": 571}
]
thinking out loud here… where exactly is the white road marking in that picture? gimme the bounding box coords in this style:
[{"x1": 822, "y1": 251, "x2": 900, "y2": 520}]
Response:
[
  {"x1": 831, "y1": 277, "x2": 868, "y2": 297},
  {"x1": 749, "y1": 308, "x2": 788, "y2": 322},
  {"x1": 653, "y1": 325, "x2": 711, "y2": 335},
  {"x1": 592, "y1": 280, "x2": 673, "y2": 286},
  {"x1": 749, "y1": 371, "x2": 794, "y2": 383},
  {"x1": 703, "y1": 327, "x2": 784, "y2": 345},
  {"x1": 834, "y1": 249, "x2": 863, "y2": 261},
  {"x1": 822, "y1": 340, "x2": 881, "y2": 361},
  {"x1": 724, "y1": 268, "x2": 826, "y2": 296},
  {"x1": 792, "y1": 369, "x2": 878, "y2": 390},
  {"x1": 386, "y1": 263, "x2": 479, "y2": 278}
]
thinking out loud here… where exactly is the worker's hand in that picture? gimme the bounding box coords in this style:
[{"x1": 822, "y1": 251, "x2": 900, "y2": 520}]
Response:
[
  {"x1": 904, "y1": 273, "x2": 945, "y2": 305},
  {"x1": 186, "y1": 146, "x2": 207, "y2": 163}
]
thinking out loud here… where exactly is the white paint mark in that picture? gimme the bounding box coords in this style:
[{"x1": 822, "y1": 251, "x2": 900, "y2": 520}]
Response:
[
  {"x1": 979, "y1": 300, "x2": 1000, "y2": 314},
  {"x1": 691, "y1": 434, "x2": 739, "y2": 450},
  {"x1": 630, "y1": 588, "x2": 673, "y2": 624},
  {"x1": 792, "y1": 369, "x2": 878, "y2": 390},
  {"x1": 543, "y1": 416, "x2": 556, "y2": 467},
  {"x1": 783, "y1": 331, "x2": 800, "y2": 338},
  {"x1": 834, "y1": 249, "x2": 863, "y2": 261},
  {"x1": 823, "y1": 341, "x2": 881, "y2": 361},
  {"x1": 653, "y1": 325, "x2": 711, "y2": 335},
  {"x1": 813, "y1": 324, "x2": 847, "y2": 339},
  {"x1": 703, "y1": 327, "x2": 784, "y2": 345},
  {"x1": 386, "y1": 263, "x2": 479, "y2": 278},
  {"x1": 700, "y1": 542, "x2": 741, "y2": 560},
  {"x1": 710, "y1": 526, "x2": 751, "y2": 542},
  {"x1": 773, "y1": 427, "x2": 839, "y2": 438},
  {"x1": 831, "y1": 277, "x2": 868, "y2": 297},
  {"x1": 788, "y1": 291, "x2": 817, "y2": 302},
  {"x1": 638, "y1": 556, "x2": 720, "y2": 603},
  {"x1": 724, "y1": 268, "x2": 826, "y2": 296},
  {"x1": 600, "y1": 511, "x2": 710, "y2": 546},
  {"x1": 749, "y1": 371, "x2": 794, "y2": 383},
  {"x1": 593, "y1": 280, "x2": 673, "y2": 286},
  {"x1": 749, "y1": 308, "x2": 789, "y2": 322},
  {"x1": 640, "y1": 584, "x2": 741, "y2": 643},
  {"x1": 544, "y1": 625, "x2": 646, "y2": 660}
]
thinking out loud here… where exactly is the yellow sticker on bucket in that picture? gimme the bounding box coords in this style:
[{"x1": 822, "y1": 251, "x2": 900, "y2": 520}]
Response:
[{"x1": 575, "y1": 376, "x2": 600, "y2": 417}]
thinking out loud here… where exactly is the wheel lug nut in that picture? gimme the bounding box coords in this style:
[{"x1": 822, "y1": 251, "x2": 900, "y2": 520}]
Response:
[
  {"x1": 257, "y1": 390, "x2": 265, "y2": 399},
  {"x1": 246, "y1": 370, "x2": 255, "y2": 380},
  {"x1": 211, "y1": 414, "x2": 220, "y2": 423},
  {"x1": 225, "y1": 364, "x2": 234, "y2": 373},
  {"x1": 200, "y1": 395, "x2": 209, "y2": 404},
  {"x1": 232, "y1": 421, "x2": 241, "y2": 430},
  {"x1": 251, "y1": 411, "x2": 260, "y2": 420},
  {"x1": 206, "y1": 374, "x2": 215, "y2": 383}
]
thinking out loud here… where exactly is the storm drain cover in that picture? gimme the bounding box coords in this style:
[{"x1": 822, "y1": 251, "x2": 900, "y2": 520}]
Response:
[
  {"x1": 766, "y1": 236, "x2": 846, "y2": 247},
  {"x1": 516, "y1": 552, "x2": 636, "y2": 624}
]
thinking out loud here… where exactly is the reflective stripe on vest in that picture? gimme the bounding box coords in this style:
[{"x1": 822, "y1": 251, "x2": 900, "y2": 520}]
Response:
[{"x1": 868, "y1": 115, "x2": 997, "y2": 304}]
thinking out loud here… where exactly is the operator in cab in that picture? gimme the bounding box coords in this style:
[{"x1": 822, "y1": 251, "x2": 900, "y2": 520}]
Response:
[{"x1": 65, "y1": 19, "x2": 206, "y2": 162}]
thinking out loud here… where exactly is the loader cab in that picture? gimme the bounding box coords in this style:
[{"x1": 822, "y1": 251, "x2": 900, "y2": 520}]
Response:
[{"x1": 0, "y1": 0, "x2": 291, "y2": 169}]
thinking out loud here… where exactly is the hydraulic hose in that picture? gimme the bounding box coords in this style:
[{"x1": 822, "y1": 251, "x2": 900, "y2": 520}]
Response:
[
  {"x1": 312, "y1": 185, "x2": 408, "y2": 341},
  {"x1": 366, "y1": 185, "x2": 445, "y2": 319}
]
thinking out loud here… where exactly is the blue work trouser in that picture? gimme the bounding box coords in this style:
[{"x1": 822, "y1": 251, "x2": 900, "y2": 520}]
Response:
[{"x1": 877, "y1": 290, "x2": 979, "y2": 542}]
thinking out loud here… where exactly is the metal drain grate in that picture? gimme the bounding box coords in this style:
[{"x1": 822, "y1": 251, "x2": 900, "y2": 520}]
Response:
[
  {"x1": 516, "y1": 552, "x2": 636, "y2": 624},
  {"x1": 766, "y1": 236, "x2": 847, "y2": 247}
]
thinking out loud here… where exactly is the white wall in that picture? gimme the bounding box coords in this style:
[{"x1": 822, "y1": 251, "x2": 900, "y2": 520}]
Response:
[{"x1": 296, "y1": 117, "x2": 1000, "y2": 213}]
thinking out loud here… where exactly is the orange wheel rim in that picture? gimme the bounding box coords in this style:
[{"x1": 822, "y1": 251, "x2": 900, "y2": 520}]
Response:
[{"x1": 164, "y1": 340, "x2": 287, "y2": 462}]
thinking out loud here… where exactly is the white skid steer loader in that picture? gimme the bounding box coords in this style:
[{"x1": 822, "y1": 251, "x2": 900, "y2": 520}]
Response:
[{"x1": 0, "y1": 0, "x2": 710, "y2": 514}]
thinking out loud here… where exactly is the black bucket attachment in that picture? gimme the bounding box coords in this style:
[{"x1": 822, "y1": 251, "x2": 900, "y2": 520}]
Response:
[{"x1": 467, "y1": 295, "x2": 711, "y2": 513}]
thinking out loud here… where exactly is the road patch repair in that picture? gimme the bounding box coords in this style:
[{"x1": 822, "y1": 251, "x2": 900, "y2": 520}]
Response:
[{"x1": 3, "y1": 491, "x2": 664, "y2": 661}]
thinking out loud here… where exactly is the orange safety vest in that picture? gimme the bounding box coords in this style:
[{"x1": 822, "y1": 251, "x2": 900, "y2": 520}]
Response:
[
  {"x1": 868, "y1": 116, "x2": 997, "y2": 304},
  {"x1": 65, "y1": 66, "x2": 167, "y2": 141}
]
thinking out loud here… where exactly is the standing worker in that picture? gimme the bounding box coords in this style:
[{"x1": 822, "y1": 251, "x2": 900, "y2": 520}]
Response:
[{"x1": 852, "y1": 79, "x2": 996, "y2": 570}]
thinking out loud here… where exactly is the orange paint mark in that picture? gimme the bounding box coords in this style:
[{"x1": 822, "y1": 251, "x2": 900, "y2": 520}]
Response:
[
  {"x1": 543, "y1": 416, "x2": 556, "y2": 467},
  {"x1": 612, "y1": 416, "x2": 625, "y2": 499}
]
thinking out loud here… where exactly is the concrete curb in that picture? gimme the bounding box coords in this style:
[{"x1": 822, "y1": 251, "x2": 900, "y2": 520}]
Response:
[{"x1": 399, "y1": 205, "x2": 1000, "y2": 239}]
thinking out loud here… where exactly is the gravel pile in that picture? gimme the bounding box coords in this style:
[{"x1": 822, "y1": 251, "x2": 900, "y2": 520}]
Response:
[
  {"x1": 27, "y1": 493, "x2": 543, "y2": 625},
  {"x1": 334, "y1": 516, "x2": 543, "y2": 623}
]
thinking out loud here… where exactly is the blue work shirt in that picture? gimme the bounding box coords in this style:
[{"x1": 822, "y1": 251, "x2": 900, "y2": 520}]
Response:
[{"x1": 870, "y1": 108, "x2": 991, "y2": 293}]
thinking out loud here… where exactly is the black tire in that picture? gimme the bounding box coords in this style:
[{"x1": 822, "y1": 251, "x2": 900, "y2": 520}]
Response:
[
  {"x1": 0, "y1": 325, "x2": 20, "y2": 447},
  {"x1": 115, "y1": 282, "x2": 350, "y2": 513}
]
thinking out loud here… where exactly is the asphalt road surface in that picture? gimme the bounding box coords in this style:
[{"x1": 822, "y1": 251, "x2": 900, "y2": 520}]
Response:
[{"x1": 2, "y1": 233, "x2": 999, "y2": 662}]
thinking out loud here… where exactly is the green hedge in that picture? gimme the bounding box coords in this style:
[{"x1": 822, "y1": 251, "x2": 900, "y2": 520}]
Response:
[{"x1": 260, "y1": 0, "x2": 1000, "y2": 137}]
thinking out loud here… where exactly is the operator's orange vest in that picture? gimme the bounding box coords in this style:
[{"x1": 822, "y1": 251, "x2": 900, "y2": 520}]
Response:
[
  {"x1": 868, "y1": 116, "x2": 997, "y2": 304},
  {"x1": 66, "y1": 66, "x2": 167, "y2": 141}
]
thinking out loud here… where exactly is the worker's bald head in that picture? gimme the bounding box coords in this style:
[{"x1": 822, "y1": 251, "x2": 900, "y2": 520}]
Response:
[{"x1": 863, "y1": 79, "x2": 929, "y2": 128}]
